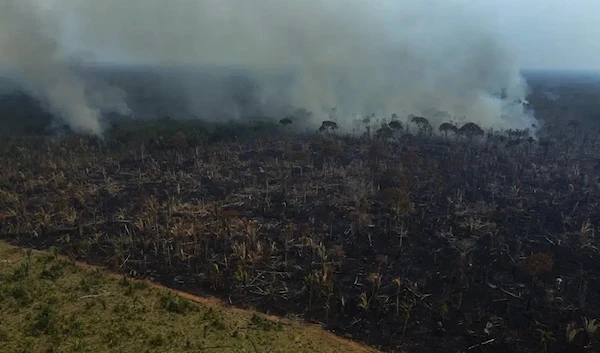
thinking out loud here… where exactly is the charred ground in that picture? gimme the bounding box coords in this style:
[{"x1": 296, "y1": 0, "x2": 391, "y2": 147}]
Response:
[{"x1": 1, "y1": 70, "x2": 600, "y2": 353}]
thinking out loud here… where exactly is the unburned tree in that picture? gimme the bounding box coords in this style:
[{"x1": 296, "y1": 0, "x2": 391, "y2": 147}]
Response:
[
  {"x1": 389, "y1": 120, "x2": 403, "y2": 134},
  {"x1": 439, "y1": 122, "x2": 458, "y2": 139},
  {"x1": 320, "y1": 120, "x2": 339, "y2": 133},
  {"x1": 411, "y1": 116, "x2": 432, "y2": 136},
  {"x1": 279, "y1": 117, "x2": 293, "y2": 126},
  {"x1": 459, "y1": 122, "x2": 484, "y2": 141},
  {"x1": 375, "y1": 124, "x2": 394, "y2": 140}
]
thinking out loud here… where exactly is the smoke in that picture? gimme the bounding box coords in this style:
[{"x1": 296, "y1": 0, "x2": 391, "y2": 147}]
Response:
[
  {"x1": 0, "y1": 0, "x2": 130, "y2": 135},
  {"x1": 4, "y1": 0, "x2": 537, "y2": 134}
]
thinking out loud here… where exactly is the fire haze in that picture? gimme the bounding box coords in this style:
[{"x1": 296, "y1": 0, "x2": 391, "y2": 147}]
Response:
[{"x1": 0, "y1": 0, "x2": 537, "y2": 134}]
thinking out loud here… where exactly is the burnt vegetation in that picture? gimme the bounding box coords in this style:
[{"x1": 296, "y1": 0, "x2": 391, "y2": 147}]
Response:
[{"x1": 2, "y1": 73, "x2": 600, "y2": 353}]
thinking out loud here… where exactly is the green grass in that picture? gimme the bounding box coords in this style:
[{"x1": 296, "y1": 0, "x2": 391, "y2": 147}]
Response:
[{"x1": 0, "y1": 242, "x2": 378, "y2": 353}]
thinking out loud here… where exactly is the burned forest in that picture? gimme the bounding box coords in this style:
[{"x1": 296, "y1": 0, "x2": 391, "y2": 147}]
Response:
[{"x1": 1, "y1": 73, "x2": 600, "y2": 353}]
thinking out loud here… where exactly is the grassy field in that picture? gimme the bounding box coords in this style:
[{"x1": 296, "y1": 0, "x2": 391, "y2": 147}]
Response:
[{"x1": 0, "y1": 241, "x2": 379, "y2": 353}]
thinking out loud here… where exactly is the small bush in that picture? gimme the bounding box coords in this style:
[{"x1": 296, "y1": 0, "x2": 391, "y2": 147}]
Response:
[
  {"x1": 202, "y1": 307, "x2": 226, "y2": 330},
  {"x1": 249, "y1": 313, "x2": 282, "y2": 332},
  {"x1": 11, "y1": 284, "x2": 33, "y2": 306},
  {"x1": 160, "y1": 291, "x2": 191, "y2": 314},
  {"x1": 29, "y1": 304, "x2": 57, "y2": 336},
  {"x1": 78, "y1": 270, "x2": 104, "y2": 294},
  {"x1": 40, "y1": 262, "x2": 64, "y2": 281},
  {"x1": 149, "y1": 333, "x2": 165, "y2": 347}
]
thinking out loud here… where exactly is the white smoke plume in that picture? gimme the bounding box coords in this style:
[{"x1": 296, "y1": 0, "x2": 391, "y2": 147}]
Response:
[
  {"x1": 4, "y1": 0, "x2": 537, "y2": 133},
  {"x1": 0, "y1": 0, "x2": 130, "y2": 135}
]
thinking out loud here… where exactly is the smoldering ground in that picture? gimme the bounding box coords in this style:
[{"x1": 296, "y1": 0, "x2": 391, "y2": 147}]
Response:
[{"x1": 1, "y1": 0, "x2": 537, "y2": 134}]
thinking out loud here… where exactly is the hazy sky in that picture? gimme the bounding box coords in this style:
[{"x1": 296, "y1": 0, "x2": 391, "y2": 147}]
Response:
[
  {"x1": 479, "y1": 0, "x2": 600, "y2": 70},
  {"x1": 41, "y1": 0, "x2": 598, "y2": 71}
]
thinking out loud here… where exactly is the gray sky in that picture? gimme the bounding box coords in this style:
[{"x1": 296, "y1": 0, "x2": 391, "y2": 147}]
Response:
[
  {"x1": 50, "y1": 0, "x2": 600, "y2": 71},
  {"x1": 480, "y1": 0, "x2": 600, "y2": 70}
]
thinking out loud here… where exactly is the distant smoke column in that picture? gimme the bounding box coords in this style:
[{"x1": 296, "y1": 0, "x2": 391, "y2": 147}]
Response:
[
  {"x1": 0, "y1": 0, "x2": 104, "y2": 135},
  {"x1": 60, "y1": 0, "x2": 535, "y2": 131}
]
